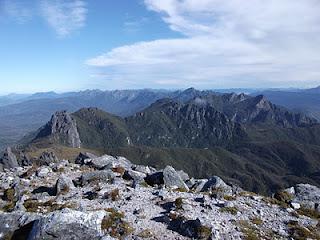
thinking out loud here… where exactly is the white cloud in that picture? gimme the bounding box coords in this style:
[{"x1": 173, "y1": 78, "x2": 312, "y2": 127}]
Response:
[
  {"x1": 40, "y1": 0, "x2": 87, "y2": 37},
  {"x1": 87, "y1": 0, "x2": 320, "y2": 88},
  {"x1": 0, "y1": 0, "x2": 32, "y2": 23}
]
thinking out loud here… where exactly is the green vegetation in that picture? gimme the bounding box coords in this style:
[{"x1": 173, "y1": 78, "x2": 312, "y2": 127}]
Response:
[
  {"x1": 3, "y1": 188, "x2": 15, "y2": 202},
  {"x1": 224, "y1": 195, "x2": 236, "y2": 201},
  {"x1": 23, "y1": 199, "x2": 76, "y2": 212},
  {"x1": 108, "y1": 189, "x2": 120, "y2": 201},
  {"x1": 197, "y1": 225, "x2": 212, "y2": 240},
  {"x1": 250, "y1": 218, "x2": 263, "y2": 226},
  {"x1": 274, "y1": 190, "x2": 293, "y2": 203},
  {"x1": 73, "y1": 108, "x2": 130, "y2": 149},
  {"x1": 219, "y1": 206, "x2": 238, "y2": 215},
  {"x1": 137, "y1": 229, "x2": 153, "y2": 238},
  {"x1": 238, "y1": 220, "x2": 261, "y2": 240},
  {"x1": 101, "y1": 208, "x2": 134, "y2": 238},
  {"x1": 26, "y1": 103, "x2": 320, "y2": 195},
  {"x1": 297, "y1": 207, "x2": 320, "y2": 220},
  {"x1": 287, "y1": 220, "x2": 320, "y2": 240},
  {"x1": 174, "y1": 197, "x2": 184, "y2": 210}
]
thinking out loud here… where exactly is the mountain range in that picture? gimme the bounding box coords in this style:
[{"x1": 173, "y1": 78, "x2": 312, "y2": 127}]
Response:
[
  {"x1": 1, "y1": 86, "x2": 320, "y2": 150},
  {"x1": 15, "y1": 90, "x2": 320, "y2": 195}
]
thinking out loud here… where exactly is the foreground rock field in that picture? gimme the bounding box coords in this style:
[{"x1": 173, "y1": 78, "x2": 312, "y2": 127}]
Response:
[{"x1": 0, "y1": 153, "x2": 320, "y2": 239}]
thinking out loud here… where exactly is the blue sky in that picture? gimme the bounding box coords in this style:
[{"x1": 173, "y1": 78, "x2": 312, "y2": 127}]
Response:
[{"x1": 1, "y1": 0, "x2": 320, "y2": 94}]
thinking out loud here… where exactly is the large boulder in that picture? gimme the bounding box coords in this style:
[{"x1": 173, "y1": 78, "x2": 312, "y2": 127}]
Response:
[
  {"x1": 79, "y1": 170, "x2": 115, "y2": 186},
  {"x1": 194, "y1": 176, "x2": 232, "y2": 196},
  {"x1": 38, "y1": 151, "x2": 59, "y2": 166},
  {"x1": 163, "y1": 166, "x2": 189, "y2": 191},
  {"x1": 292, "y1": 184, "x2": 320, "y2": 211},
  {"x1": 18, "y1": 152, "x2": 32, "y2": 167},
  {"x1": 144, "y1": 172, "x2": 164, "y2": 186},
  {"x1": 169, "y1": 217, "x2": 212, "y2": 239},
  {"x1": 55, "y1": 175, "x2": 75, "y2": 195},
  {"x1": 0, "y1": 147, "x2": 19, "y2": 170},
  {"x1": 0, "y1": 212, "x2": 38, "y2": 239},
  {"x1": 85, "y1": 155, "x2": 132, "y2": 170},
  {"x1": 123, "y1": 169, "x2": 146, "y2": 183},
  {"x1": 75, "y1": 152, "x2": 97, "y2": 165},
  {"x1": 28, "y1": 209, "x2": 106, "y2": 240}
]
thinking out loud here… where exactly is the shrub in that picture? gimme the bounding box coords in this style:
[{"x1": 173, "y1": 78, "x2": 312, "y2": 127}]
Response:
[
  {"x1": 112, "y1": 167, "x2": 126, "y2": 176},
  {"x1": 101, "y1": 208, "x2": 133, "y2": 238},
  {"x1": 224, "y1": 195, "x2": 236, "y2": 201},
  {"x1": 287, "y1": 220, "x2": 320, "y2": 240},
  {"x1": 297, "y1": 207, "x2": 320, "y2": 219},
  {"x1": 219, "y1": 206, "x2": 238, "y2": 215},
  {"x1": 175, "y1": 197, "x2": 184, "y2": 210},
  {"x1": 274, "y1": 191, "x2": 293, "y2": 203},
  {"x1": 251, "y1": 218, "x2": 263, "y2": 225},
  {"x1": 3, "y1": 189, "x2": 15, "y2": 202},
  {"x1": 238, "y1": 220, "x2": 260, "y2": 240}
]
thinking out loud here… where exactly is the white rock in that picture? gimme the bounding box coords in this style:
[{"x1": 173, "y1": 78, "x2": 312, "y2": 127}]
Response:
[
  {"x1": 291, "y1": 202, "x2": 301, "y2": 210},
  {"x1": 36, "y1": 167, "x2": 51, "y2": 177}
]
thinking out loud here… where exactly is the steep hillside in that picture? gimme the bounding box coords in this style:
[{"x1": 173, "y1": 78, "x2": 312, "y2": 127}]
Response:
[
  {"x1": 22, "y1": 92, "x2": 320, "y2": 194},
  {"x1": 126, "y1": 99, "x2": 245, "y2": 148},
  {"x1": 253, "y1": 87, "x2": 320, "y2": 121}
]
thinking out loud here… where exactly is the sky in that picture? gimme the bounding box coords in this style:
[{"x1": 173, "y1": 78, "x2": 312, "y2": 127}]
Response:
[{"x1": 1, "y1": 0, "x2": 320, "y2": 94}]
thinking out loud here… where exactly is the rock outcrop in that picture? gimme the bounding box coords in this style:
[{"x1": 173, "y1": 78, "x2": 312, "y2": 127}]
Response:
[
  {"x1": 0, "y1": 147, "x2": 19, "y2": 170},
  {"x1": 34, "y1": 111, "x2": 81, "y2": 148},
  {"x1": 0, "y1": 154, "x2": 320, "y2": 239}
]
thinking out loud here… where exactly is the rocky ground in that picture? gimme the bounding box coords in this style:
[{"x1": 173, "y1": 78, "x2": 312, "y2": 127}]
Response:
[{"x1": 0, "y1": 152, "x2": 320, "y2": 239}]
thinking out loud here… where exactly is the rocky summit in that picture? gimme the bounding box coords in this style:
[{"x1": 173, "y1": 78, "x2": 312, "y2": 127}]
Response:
[
  {"x1": 1, "y1": 154, "x2": 320, "y2": 240},
  {"x1": 33, "y1": 111, "x2": 81, "y2": 148}
]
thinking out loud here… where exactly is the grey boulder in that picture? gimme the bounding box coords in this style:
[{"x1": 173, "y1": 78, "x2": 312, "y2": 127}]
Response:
[
  {"x1": 80, "y1": 170, "x2": 115, "y2": 186},
  {"x1": 85, "y1": 155, "x2": 131, "y2": 170},
  {"x1": 195, "y1": 176, "x2": 232, "y2": 196},
  {"x1": 163, "y1": 166, "x2": 189, "y2": 191},
  {"x1": 28, "y1": 209, "x2": 106, "y2": 240},
  {"x1": 293, "y1": 184, "x2": 320, "y2": 211},
  {"x1": 55, "y1": 175, "x2": 75, "y2": 195},
  {"x1": 0, "y1": 147, "x2": 19, "y2": 170},
  {"x1": 38, "y1": 151, "x2": 59, "y2": 166},
  {"x1": 75, "y1": 152, "x2": 97, "y2": 165}
]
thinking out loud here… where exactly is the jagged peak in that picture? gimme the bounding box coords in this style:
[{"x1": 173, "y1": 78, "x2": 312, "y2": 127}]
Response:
[{"x1": 34, "y1": 110, "x2": 81, "y2": 148}]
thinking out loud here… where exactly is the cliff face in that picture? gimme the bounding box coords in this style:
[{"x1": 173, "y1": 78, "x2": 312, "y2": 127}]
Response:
[{"x1": 34, "y1": 111, "x2": 81, "y2": 148}]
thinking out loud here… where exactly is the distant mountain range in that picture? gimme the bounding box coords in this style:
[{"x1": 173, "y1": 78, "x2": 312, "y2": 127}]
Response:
[
  {"x1": 0, "y1": 86, "x2": 319, "y2": 150},
  {"x1": 21, "y1": 90, "x2": 320, "y2": 194}
]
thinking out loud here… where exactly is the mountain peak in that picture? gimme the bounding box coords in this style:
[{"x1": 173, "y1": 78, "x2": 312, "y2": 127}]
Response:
[{"x1": 33, "y1": 111, "x2": 81, "y2": 148}]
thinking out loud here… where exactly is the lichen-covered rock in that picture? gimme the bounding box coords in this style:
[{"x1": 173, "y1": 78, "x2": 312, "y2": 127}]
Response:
[
  {"x1": 80, "y1": 170, "x2": 115, "y2": 186},
  {"x1": 18, "y1": 152, "x2": 32, "y2": 167},
  {"x1": 163, "y1": 166, "x2": 189, "y2": 191},
  {"x1": 0, "y1": 212, "x2": 38, "y2": 239},
  {"x1": 177, "y1": 170, "x2": 190, "y2": 182},
  {"x1": 132, "y1": 165, "x2": 155, "y2": 175},
  {"x1": 169, "y1": 217, "x2": 212, "y2": 239},
  {"x1": 28, "y1": 209, "x2": 106, "y2": 240},
  {"x1": 55, "y1": 175, "x2": 75, "y2": 195},
  {"x1": 292, "y1": 184, "x2": 320, "y2": 211},
  {"x1": 0, "y1": 147, "x2": 19, "y2": 170},
  {"x1": 36, "y1": 166, "x2": 52, "y2": 177},
  {"x1": 85, "y1": 155, "x2": 132, "y2": 170},
  {"x1": 75, "y1": 152, "x2": 97, "y2": 165},
  {"x1": 38, "y1": 151, "x2": 59, "y2": 166},
  {"x1": 196, "y1": 176, "x2": 232, "y2": 196},
  {"x1": 123, "y1": 169, "x2": 146, "y2": 183}
]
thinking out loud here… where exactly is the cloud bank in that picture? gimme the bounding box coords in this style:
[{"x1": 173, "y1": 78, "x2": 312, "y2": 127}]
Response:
[
  {"x1": 40, "y1": 0, "x2": 87, "y2": 37},
  {"x1": 87, "y1": 0, "x2": 320, "y2": 88},
  {"x1": 0, "y1": 0, "x2": 87, "y2": 37}
]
